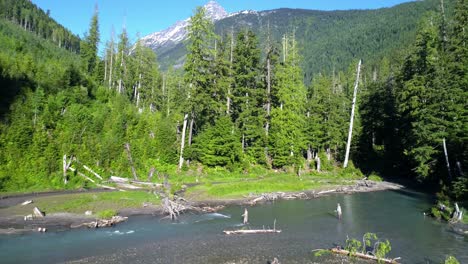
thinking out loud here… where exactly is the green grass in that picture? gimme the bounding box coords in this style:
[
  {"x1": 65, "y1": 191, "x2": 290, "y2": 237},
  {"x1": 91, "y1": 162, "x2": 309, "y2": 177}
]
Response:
[
  {"x1": 97, "y1": 209, "x2": 117, "y2": 219},
  {"x1": 185, "y1": 171, "x2": 359, "y2": 199},
  {"x1": 0, "y1": 191, "x2": 161, "y2": 216}
]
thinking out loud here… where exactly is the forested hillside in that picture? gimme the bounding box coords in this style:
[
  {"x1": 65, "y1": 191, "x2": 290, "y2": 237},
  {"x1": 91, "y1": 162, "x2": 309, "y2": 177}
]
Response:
[
  {"x1": 0, "y1": 0, "x2": 466, "y2": 204},
  {"x1": 156, "y1": 0, "x2": 447, "y2": 83}
]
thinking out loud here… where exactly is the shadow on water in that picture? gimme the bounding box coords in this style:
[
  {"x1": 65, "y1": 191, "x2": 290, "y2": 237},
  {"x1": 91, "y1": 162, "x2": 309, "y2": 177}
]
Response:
[{"x1": 389, "y1": 188, "x2": 434, "y2": 202}]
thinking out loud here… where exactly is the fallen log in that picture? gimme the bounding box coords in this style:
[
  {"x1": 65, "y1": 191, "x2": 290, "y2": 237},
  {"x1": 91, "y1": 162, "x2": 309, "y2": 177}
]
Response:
[
  {"x1": 21, "y1": 200, "x2": 33, "y2": 206},
  {"x1": 223, "y1": 229, "x2": 281, "y2": 235},
  {"x1": 131, "y1": 180, "x2": 163, "y2": 187},
  {"x1": 82, "y1": 165, "x2": 103, "y2": 180},
  {"x1": 110, "y1": 176, "x2": 129, "y2": 183},
  {"x1": 33, "y1": 207, "x2": 44, "y2": 218},
  {"x1": 96, "y1": 184, "x2": 118, "y2": 190},
  {"x1": 330, "y1": 248, "x2": 400, "y2": 264},
  {"x1": 317, "y1": 189, "x2": 336, "y2": 195},
  {"x1": 115, "y1": 183, "x2": 142, "y2": 190},
  {"x1": 68, "y1": 167, "x2": 96, "y2": 183}
]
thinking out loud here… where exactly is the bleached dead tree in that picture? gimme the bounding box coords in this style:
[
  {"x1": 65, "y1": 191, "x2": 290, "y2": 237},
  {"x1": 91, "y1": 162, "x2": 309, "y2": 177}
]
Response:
[
  {"x1": 178, "y1": 114, "x2": 189, "y2": 169},
  {"x1": 343, "y1": 60, "x2": 362, "y2": 168}
]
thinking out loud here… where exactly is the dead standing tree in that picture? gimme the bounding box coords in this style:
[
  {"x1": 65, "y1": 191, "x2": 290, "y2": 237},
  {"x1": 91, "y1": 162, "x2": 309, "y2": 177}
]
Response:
[
  {"x1": 124, "y1": 143, "x2": 138, "y2": 180},
  {"x1": 344, "y1": 59, "x2": 362, "y2": 168}
]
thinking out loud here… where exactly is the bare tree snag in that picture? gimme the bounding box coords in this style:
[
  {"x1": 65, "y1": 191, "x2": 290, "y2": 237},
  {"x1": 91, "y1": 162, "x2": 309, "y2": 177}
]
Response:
[
  {"x1": 148, "y1": 167, "x2": 155, "y2": 181},
  {"x1": 226, "y1": 28, "x2": 234, "y2": 115},
  {"x1": 344, "y1": 59, "x2": 362, "y2": 168},
  {"x1": 63, "y1": 155, "x2": 68, "y2": 184},
  {"x1": 316, "y1": 154, "x2": 321, "y2": 172},
  {"x1": 188, "y1": 114, "x2": 194, "y2": 146},
  {"x1": 124, "y1": 143, "x2": 138, "y2": 180},
  {"x1": 179, "y1": 114, "x2": 189, "y2": 169},
  {"x1": 442, "y1": 138, "x2": 452, "y2": 179}
]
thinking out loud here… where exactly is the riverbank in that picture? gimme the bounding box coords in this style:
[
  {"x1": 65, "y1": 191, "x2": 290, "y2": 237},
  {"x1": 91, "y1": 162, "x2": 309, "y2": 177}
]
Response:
[{"x1": 0, "y1": 177, "x2": 404, "y2": 235}]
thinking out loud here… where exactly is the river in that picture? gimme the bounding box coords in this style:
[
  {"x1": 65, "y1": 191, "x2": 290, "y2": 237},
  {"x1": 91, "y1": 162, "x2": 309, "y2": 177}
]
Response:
[{"x1": 0, "y1": 190, "x2": 466, "y2": 263}]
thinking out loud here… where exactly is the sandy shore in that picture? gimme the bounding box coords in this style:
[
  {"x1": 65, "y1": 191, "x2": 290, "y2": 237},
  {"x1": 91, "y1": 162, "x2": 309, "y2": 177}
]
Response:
[{"x1": 0, "y1": 180, "x2": 403, "y2": 235}]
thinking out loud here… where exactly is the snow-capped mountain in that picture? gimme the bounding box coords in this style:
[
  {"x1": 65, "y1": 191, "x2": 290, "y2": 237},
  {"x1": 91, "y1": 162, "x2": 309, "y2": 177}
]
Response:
[{"x1": 140, "y1": 1, "x2": 228, "y2": 52}]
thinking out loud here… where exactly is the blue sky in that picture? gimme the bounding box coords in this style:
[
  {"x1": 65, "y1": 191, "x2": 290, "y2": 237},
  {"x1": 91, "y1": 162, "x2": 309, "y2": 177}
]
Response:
[{"x1": 32, "y1": 0, "x2": 414, "y2": 51}]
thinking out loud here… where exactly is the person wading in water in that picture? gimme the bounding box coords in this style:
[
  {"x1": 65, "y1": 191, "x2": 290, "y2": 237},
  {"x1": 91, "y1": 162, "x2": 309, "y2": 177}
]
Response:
[{"x1": 336, "y1": 203, "x2": 342, "y2": 220}]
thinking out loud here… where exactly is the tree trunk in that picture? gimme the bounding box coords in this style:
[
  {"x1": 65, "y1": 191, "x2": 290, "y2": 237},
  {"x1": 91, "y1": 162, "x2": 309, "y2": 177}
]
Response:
[
  {"x1": 442, "y1": 138, "x2": 452, "y2": 179},
  {"x1": 109, "y1": 39, "x2": 114, "y2": 88},
  {"x1": 136, "y1": 73, "x2": 142, "y2": 107},
  {"x1": 242, "y1": 133, "x2": 245, "y2": 153},
  {"x1": 266, "y1": 58, "x2": 271, "y2": 136},
  {"x1": 188, "y1": 115, "x2": 194, "y2": 146},
  {"x1": 307, "y1": 146, "x2": 313, "y2": 169},
  {"x1": 179, "y1": 114, "x2": 189, "y2": 169},
  {"x1": 63, "y1": 155, "x2": 68, "y2": 184},
  {"x1": 316, "y1": 155, "x2": 321, "y2": 172},
  {"x1": 124, "y1": 143, "x2": 138, "y2": 180},
  {"x1": 226, "y1": 29, "x2": 234, "y2": 115},
  {"x1": 344, "y1": 59, "x2": 362, "y2": 168}
]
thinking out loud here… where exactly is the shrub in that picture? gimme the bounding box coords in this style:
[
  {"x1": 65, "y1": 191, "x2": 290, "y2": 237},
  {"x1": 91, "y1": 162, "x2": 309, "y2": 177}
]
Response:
[{"x1": 97, "y1": 209, "x2": 117, "y2": 219}]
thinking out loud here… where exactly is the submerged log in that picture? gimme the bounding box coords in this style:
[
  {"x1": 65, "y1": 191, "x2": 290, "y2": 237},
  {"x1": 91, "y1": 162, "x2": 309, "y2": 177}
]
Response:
[
  {"x1": 330, "y1": 248, "x2": 400, "y2": 264},
  {"x1": 223, "y1": 229, "x2": 281, "y2": 235}
]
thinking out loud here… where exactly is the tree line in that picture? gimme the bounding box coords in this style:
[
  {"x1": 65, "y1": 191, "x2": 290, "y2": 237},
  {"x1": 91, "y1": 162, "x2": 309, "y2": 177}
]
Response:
[{"x1": 0, "y1": 0, "x2": 466, "y2": 201}]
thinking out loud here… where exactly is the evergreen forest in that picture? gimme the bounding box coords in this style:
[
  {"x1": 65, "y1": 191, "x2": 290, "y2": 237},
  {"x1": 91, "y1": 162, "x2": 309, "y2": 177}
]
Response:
[{"x1": 0, "y1": 0, "x2": 466, "y2": 205}]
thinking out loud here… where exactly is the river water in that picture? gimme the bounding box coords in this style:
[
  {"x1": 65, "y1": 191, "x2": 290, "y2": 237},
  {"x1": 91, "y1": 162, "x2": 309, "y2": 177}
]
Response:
[{"x1": 0, "y1": 190, "x2": 466, "y2": 264}]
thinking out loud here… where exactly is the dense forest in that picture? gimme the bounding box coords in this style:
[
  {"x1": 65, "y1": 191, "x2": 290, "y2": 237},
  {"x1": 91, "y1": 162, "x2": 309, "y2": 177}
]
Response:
[{"x1": 0, "y1": 0, "x2": 466, "y2": 204}]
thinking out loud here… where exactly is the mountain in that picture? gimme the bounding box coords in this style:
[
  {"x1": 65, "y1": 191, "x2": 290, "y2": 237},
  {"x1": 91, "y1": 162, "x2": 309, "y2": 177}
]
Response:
[
  {"x1": 142, "y1": 0, "x2": 446, "y2": 78},
  {"x1": 140, "y1": 1, "x2": 227, "y2": 67}
]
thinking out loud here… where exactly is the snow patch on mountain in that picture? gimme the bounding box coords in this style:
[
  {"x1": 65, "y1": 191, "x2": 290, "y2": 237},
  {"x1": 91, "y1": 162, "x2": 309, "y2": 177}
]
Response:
[{"x1": 141, "y1": 1, "x2": 228, "y2": 49}]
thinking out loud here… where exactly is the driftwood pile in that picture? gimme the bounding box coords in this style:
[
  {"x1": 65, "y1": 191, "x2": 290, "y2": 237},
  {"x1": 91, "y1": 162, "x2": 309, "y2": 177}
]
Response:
[
  {"x1": 248, "y1": 192, "x2": 307, "y2": 205},
  {"x1": 71, "y1": 216, "x2": 128, "y2": 229},
  {"x1": 161, "y1": 197, "x2": 225, "y2": 220}
]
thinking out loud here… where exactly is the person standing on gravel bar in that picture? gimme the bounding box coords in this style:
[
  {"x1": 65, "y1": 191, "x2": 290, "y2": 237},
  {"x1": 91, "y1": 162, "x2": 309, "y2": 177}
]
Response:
[{"x1": 336, "y1": 203, "x2": 342, "y2": 220}]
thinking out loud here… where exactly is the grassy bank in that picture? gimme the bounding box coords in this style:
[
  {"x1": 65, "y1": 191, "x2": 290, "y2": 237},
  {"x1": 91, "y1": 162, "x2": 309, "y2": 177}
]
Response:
[
  {"x1": 0, "y1": 191, "x2": 160, "y2": 217},
  {"x1": 0, "y1": 165, "x2": 367, "y2": 215}
]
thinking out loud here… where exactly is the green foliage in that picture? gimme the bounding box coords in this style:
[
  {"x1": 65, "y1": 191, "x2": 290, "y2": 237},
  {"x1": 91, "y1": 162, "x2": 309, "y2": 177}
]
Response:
[
  {"x1": 269, "y1": 33, "x2": 307, "y2": 168},
  {"x1": 375, "y1": 239, "x2": 391, "y2": 260},
  {"x1": 313, "y1": 249, "x2": 331, "y2": 257},
  {"x1": 345, "y1": 238, "x2": 362, "y2": 255},
  {"x1": 80, "y1": 6, "x2": 99, "y2": 76},
  {"x1": 368, "y1": 173, "x2": 383, "y2": 182},
  {"x1": 232, "y1": 29, "x2": 265, "y2": 164},
  {"x1": 0, "y1": 0, "x2": 80, "y2": 51},
  {"x1": 97, "y1": 209, "x2": 117, "y2": 219},
  {"x1": 362, "y1": 232, "x2": 378, "y2": 253},
  {"x1": 192, "y1": 116, "x2": 242, "y2": 167},
  {"x1": 443, "y1": 256, "x2": 460, "y2": 264}
]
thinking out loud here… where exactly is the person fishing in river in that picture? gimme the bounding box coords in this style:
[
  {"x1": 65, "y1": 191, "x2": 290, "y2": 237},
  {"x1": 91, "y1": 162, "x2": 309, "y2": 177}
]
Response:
[
  {"x1": 336, "y1": 203, "x2": 342, "y2": 220},
  {"x1": 242, "y1": 208, "x2": 249, "y2": 224}
]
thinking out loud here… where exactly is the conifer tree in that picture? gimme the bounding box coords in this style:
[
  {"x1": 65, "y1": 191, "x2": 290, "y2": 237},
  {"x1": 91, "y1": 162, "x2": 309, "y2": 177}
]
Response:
[
  {"x1": 232, "y1": 30, "x2": 265, "y2": 163},
  {"x1": 269, "y1": 34, "x2": 307, "y2": 168},
  {"x1": 184, "y1": 6, "x2": 217, "y2": 142},
  {"x1": 396, "y1": 13, "x2": 447, "y2": 179},
  {"x1": 80, "y1": 5, "x2": 99, "y2": 76},
  {"x1": 116, "y1": 27, "x2": 129, "y2": 95}
]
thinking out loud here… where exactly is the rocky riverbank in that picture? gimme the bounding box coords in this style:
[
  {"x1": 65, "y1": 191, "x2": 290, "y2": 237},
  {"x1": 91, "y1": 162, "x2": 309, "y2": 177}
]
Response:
[{"x1": 0, "y1": 180, "x2": 403, "y2": 235}]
